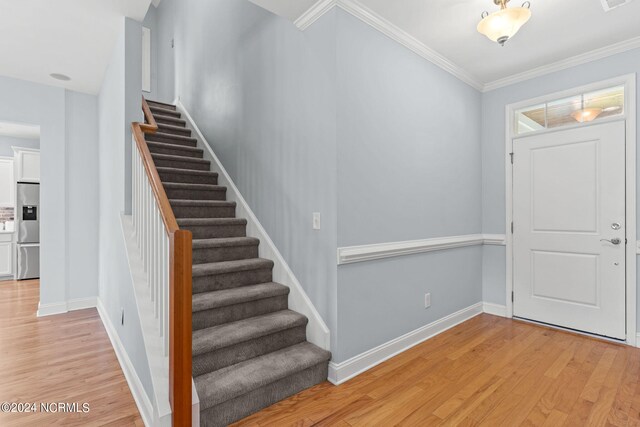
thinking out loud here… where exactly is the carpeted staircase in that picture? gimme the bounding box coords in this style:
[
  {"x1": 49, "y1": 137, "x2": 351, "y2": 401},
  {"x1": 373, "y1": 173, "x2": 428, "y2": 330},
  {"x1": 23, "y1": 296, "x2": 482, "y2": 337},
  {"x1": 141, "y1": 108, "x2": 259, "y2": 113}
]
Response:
[{"x1": 145, "y1": 99, "x2": 331, "y2": 426}]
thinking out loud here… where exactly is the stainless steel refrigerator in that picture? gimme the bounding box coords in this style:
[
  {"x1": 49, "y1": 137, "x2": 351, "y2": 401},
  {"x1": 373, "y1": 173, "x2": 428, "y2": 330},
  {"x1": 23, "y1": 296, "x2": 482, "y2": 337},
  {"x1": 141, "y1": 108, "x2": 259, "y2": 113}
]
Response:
[{"x1": 16, "y1": 182, "x2": 39, "y2": 280}]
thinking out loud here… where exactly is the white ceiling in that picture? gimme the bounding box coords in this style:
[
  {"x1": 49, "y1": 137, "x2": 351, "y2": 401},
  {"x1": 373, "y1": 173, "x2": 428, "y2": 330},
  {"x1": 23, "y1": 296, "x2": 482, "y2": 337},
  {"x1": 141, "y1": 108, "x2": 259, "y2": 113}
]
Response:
[
  {"x1": 0, "y1": 0, "x2": 152, "y2": 94},
  {"x1": 252, "y1": 0, "x2": 640, "y2": 89},
  {"x1": 0, "y1": 121, "x2": 40, "y2": 140}
]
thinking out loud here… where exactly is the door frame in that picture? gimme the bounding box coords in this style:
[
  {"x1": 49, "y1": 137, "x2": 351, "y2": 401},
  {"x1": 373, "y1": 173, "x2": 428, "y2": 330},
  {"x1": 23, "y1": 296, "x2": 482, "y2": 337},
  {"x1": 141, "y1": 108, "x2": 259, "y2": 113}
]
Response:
[{"x1": 504, "y1": 74, "x2": 637, "y2": 346}]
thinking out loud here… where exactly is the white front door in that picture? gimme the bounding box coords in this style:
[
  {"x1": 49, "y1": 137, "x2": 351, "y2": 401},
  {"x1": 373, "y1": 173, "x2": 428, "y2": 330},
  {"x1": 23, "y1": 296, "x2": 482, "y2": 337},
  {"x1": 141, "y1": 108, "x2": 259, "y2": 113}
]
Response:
[{"x1": 513, "y1": 121, "x2": 626, "y2": 339}]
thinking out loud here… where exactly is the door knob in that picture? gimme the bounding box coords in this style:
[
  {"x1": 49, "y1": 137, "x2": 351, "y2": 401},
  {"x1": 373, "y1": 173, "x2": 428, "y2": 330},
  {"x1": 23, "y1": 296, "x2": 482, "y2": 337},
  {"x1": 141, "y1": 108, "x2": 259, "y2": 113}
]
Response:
[{"x1": 601, "y1": 238, "x2": 621, "y2": 245}]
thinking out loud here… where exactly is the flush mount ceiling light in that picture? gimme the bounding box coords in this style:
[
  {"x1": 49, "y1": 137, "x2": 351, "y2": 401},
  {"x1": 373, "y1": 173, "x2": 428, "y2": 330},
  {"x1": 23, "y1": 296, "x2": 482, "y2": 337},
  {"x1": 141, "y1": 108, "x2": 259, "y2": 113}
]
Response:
[
  {"x1": 477, "y1": 0, "x2": 532, "y2": 46},
  {"x1": 49, "y1": 73, "x2": 71, "y2": 81}
]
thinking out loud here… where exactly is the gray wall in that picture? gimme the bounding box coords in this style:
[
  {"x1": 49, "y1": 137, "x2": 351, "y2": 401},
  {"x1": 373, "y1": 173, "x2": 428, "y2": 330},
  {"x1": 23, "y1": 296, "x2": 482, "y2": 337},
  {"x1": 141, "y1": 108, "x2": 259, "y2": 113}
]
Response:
[
  {"x1": 154, "y1": 0, "x2": 484, "y2": 362},
  {"x1": 481, "y1": 48, "x2": 640, "y2": 321},
  {"x1": 155, "y1": 0, "x2": 340, "y2": 352},
  {"x1": 98, "y1": 17, "x2": 152, "y2": 399},
  {"x1": 65, "y1": 91, "x2": 99, "y2": 302},
  {"x1": 335, "y1": 11, "x2": 483, "y2": 361},
  {"x1": 0, "y1": 136, "x2": 39, "y2": 157},
  {"x1": 0, "y1": 75, "x2": 99, "y2": 306}
]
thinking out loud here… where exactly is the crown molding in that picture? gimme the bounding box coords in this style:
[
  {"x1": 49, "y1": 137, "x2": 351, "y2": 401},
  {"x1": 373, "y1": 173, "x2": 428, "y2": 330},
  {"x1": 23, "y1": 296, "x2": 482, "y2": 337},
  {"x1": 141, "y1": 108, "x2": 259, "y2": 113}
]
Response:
[
  {"x1": 296, "y1": 1, "x2": 640, "y2": 93},
  {"x1": 295, "y1": 0, "x2": 483, "y2": 90},
  {"x1": 482, "y1": 36, "x2": 640, "y2": 92},
  {"x1": 294, "y1": 0, "x2": 337, "y2": 31},
  {"x1": 336, "y1": 0, "x2": 483, "y2": 90}
]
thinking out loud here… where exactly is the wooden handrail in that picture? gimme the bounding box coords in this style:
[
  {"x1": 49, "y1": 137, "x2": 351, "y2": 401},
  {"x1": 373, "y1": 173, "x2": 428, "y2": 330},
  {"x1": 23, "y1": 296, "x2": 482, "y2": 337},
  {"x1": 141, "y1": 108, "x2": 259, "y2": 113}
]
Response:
[
  {"x1": 131, "y1": 123, "x2": 179, "y2": 233},
  {"x1": 140, "y1": 96, "x2": 158, "y2": 133},
  {"x1": 133, "y1": 97, "x2": 192, "y2": 427}
]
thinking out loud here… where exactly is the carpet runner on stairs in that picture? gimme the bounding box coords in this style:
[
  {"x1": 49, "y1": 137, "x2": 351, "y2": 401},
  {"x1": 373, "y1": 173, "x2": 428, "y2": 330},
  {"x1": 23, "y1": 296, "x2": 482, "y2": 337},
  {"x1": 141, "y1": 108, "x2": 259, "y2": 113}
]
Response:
[{"x1": 145, "y1": 99, "x2": 331, "y2": 427}]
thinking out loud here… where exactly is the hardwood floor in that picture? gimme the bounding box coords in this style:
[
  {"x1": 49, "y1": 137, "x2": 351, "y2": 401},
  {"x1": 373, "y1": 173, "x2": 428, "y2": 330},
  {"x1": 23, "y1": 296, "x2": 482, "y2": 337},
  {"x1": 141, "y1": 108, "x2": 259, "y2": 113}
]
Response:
[
  {"x1": 233, "y1": 314, "x2": 640, "y2": 427},
  {"x1": 0, "y1": 279, "x2": 142, "y2": 426}
]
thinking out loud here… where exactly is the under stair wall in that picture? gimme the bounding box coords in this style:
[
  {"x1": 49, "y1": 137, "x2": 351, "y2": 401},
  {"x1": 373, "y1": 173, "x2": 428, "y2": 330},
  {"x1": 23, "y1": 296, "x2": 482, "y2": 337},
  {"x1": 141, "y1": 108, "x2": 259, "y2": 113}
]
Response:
[
  {"x1": 155, "y1": 0, "x2": 339, "y2": 352},
  {"x1": 177, "y1": 101, "x2": 331, "y2": 350}
]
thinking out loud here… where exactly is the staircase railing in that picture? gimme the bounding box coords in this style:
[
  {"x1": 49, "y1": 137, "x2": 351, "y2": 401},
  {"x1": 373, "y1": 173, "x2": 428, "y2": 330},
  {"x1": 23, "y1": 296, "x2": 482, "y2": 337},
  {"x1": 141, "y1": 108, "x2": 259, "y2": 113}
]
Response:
[{"x1": 132, "y1": 97, "x2": 193, "y2": 426}]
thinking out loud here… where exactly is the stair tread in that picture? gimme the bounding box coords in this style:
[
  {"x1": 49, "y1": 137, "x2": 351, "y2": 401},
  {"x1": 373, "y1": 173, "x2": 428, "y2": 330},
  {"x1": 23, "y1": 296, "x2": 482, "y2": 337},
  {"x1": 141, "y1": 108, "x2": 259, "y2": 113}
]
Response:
[
  {"x1": 157, "y1": 167, "x2": 218, "y2": 177},
  {"x1": 195, "y1": 342, "x2": 331, "y2": 410},
  {"x1": 193, "y1": 309, "x2": 305, "y2": 355},
  {"x1": 147, "y1": 132, "x2": 197, "y2": 143},
  {"x1": 192, "y1": 257, "x2": 273, "y2": 277},
  {"x1": 147, "y1": 141, "x2": 203, "y2": 153},
  {"x1": 163, "y1": 183, "x2": 224, "y2": 192},
  {"x1": 192, "y1": 237, "x2": 259, "y2": 249},
  {"x1": 149, "y1": 106, "x2": 181, "y2": 117},
  {"x1": 178, "y1": 217, "x2": 246, "y2": 226},
  {"x1": 152, "y1": 153, "x2": 210, "y2": 164},
  {"x1": 170, "y1": 199, "x2": 235, "y2": 207},
  {"x1": 192, "y1": 282, "x2": 287, "y2": 313},
  {"x1": 146, "y1": 99, "x2": 176, "y2": 109},
  {"x1": 154, "y1": 114, "x2": 186, "y2": 125},
  {"x1": 158, "y1": 123, "x2": 190, "y2": 132}
]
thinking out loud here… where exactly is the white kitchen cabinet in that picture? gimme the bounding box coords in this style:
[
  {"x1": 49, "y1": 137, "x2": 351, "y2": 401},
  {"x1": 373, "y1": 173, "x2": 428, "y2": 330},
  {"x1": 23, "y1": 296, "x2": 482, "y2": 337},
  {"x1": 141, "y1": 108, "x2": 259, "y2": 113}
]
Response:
[
  {"x1": 0, "y1": 233, "x2": 13, "y2": 277},
  {"x1": 0, "y1": 158, "x2": 14, "y2": 207},
  {"x1": 13, "y1": 148, "x2": 40, "y2": 183}
]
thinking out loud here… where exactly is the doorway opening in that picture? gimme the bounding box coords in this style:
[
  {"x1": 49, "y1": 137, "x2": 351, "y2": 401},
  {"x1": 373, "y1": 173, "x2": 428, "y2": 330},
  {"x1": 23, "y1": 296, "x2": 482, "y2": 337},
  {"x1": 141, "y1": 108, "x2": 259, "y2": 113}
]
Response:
[{"x1": 504, "y1": 74, "x2": 637, "y2": 345}]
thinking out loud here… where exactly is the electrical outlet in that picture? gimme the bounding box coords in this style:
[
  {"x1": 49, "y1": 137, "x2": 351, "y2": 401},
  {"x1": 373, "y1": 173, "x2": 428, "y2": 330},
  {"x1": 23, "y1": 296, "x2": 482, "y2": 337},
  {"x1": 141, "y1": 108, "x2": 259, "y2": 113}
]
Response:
[
  {"x1": 121, "y1": 308, "x2": 125, "y2": 325},
  {"x1": 424, "y1": 293, "x2": 431, "y2": 309},
  {"x1": 313, "y1": 212, "x2": 321, "y2": 230}
]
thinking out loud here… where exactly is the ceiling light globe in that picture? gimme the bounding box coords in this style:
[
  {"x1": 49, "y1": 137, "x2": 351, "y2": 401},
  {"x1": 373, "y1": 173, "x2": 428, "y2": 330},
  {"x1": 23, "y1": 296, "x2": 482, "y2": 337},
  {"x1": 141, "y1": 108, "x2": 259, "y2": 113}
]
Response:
[{"x1": 477, "y1": 6, "x2": 532, "y2": 45}]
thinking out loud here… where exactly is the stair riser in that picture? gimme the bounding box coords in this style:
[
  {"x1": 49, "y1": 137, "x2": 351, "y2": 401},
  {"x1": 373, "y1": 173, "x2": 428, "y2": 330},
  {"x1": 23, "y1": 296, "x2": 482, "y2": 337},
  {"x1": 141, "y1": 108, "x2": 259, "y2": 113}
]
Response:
[
  {"x1": 172, "y1": 205, "x2": 236, "y2": 219},
  {"x1": 155, "y1": 116, "x2": 186, "y2": 127},
  {"x1": 150, "y1": 107, "x2": 181, "y2": 118},
  {"x1": 192, "y1": 244, "x2": 258, "y2": 264},
  {"x1": 148, "y1": 145, "x2": 203, "y2": 159},
  {"x1": 153, "y1": 158, "x2": 211, "y2": 171},
  {"x1": 182, "y1": 223, "x2": 247, "y2": 240},
  {"x1": 192, "y1": 268, "x2": 271, "y2": 293},
  {"x1": 199, "y1": 363, "x2": 328, "y2": 427},
  {"x1": 159, "y1": 172, "x2": 218, "y2": 186},
  {"x1": 157, "y1": 125, "x2": 191, "y2": 137},
  {"x1": 193, "y1": 325, "x2": 305, "y2": 377},
  {"x1": 164, "y1": 187, "x2": 224, "y2": 200},
  {"x1": 146, "y1": 134, "x2": 197, "y2": 147},
  {"x1": 147, "y1": 101, "x2": 176, "y2": 111}
]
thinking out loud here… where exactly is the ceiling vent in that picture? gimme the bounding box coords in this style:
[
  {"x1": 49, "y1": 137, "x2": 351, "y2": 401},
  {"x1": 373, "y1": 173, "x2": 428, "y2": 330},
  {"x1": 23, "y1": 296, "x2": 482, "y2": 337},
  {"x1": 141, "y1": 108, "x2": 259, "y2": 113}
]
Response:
[{"x1": 600, "y1": 0, "x2": 635, "y2": 11}]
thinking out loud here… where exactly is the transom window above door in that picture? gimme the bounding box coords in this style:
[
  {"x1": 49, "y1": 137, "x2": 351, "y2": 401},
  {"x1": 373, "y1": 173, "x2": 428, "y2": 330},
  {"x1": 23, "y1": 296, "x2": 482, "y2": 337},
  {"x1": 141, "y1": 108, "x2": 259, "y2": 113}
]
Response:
[{"x1": 515, "y1": 85, "x2": 625, "y2": 135}]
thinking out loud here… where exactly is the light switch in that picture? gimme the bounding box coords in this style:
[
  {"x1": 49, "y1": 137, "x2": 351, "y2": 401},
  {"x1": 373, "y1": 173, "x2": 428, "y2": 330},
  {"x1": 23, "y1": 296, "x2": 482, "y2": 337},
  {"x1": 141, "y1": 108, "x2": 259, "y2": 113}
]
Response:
[{"x1": 313, "y1": 213, "x2": 321, "y2": 230}]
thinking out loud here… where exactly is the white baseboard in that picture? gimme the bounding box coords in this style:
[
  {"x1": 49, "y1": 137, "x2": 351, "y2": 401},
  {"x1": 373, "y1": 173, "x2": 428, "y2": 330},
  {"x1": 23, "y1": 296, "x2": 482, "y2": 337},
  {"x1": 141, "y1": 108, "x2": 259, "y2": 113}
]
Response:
[
  {"x1": 635, "y1": 333, "x2": 640, "y2": 348},
  {"x1": 37, "y1": 297, "x2": 97, "y2": 317},
  {"x1": 328, "y1": 302, "x2": 483, "y2": 385},
  {"x1": 482, "y1": 302, "x2": 507, "y2": 317},
  {"x1": 97, "y1": 298, "x2": 154, "y2": 427}
]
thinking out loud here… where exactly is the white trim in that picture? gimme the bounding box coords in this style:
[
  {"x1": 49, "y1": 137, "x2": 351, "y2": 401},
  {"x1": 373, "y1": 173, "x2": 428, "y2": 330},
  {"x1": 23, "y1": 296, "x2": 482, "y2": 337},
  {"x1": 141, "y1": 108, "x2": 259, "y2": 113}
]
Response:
[
  {"x1": 97, "y1": 298, "x2": 154, "y2": 427},
  {"x1": 336, "y1": 0, "x2": 482, "y2": 90},
  {"x1": 295, "y1": 2, "x2": 640, "y2": 93},
  {"x1": 294, "y1": 0, "x2": 336, "y2": 31},
  {"x1": 483, "y1": 234, "x2": 506, "y2": 246},
  {"x1": 36, "y1": 301, "x2": 68, "y2": 317},
  {"x1": 483, "y1": 302, "x2": 507, "y2": 317},
  {"x1": 328, "y1": 302, "x2": 483, "y2": 385},
  {"x1": 176, "y1": 100, "x2": 331, "y2": 351},
  {"x1": 636, "y1": 240, "x2": 640, "y2": 255},
  {"x1": 484, "y1": 36, "x2": 640, "y2": 92},
  {"x1": 295, "y1": 0, "x2": 482, "y2": 90},
  {"x1": 337, "y1": 234, "x2": 505, "y2": 265},
  {"x1": 36, "y1": 297, "x2": 97, "y2": 317},
  {"x1": 67, "y1": 297, "x2": 97, "y2": 311},
  {"x1": 636, "y1": 333, "x2": 640, "y2": 348},
  {"x1": 504, "y1": 74, "x2": 637, "y2": 347}
]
